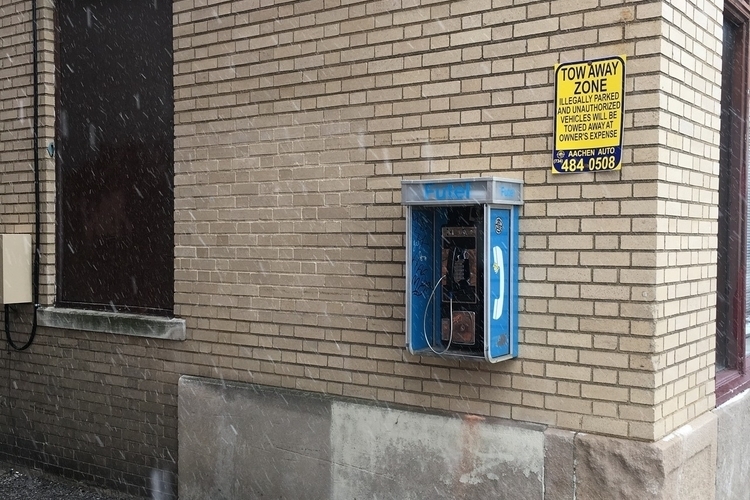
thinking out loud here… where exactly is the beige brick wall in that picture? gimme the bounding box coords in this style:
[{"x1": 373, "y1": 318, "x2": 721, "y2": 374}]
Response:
[
  {"x1": 170, "y1": 0, "x2": 678, "y2": 441},
  {"x1": 649, "y1": 0, "x2": 721, "y2": 439},
  {"x1": 0, "y1": 0, "x2": 724, "y2": 493}
]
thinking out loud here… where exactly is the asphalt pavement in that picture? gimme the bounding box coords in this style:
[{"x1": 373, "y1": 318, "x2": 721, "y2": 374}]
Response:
[{"x1": 0, "y1": 466, "x2": 139, "y2": 500}]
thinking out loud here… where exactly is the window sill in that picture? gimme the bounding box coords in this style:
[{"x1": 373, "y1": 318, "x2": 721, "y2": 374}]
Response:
[
  {"x1": 716, "y1": 362, "x2": 750, "y2": 406},
  {"x1": 37, "y1": 307, "x2": 186, "y2": 341}
]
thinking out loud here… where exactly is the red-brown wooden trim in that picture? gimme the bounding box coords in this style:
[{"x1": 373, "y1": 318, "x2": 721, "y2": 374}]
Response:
[
  {"x1": 716, "y1": 0, "x2": 750, "y2": 403},
  {"x1": 716, "y1": 363, "x2": 750, "y2": 405}
]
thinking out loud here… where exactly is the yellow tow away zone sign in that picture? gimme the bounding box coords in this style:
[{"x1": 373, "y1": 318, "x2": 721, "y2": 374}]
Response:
[{"x1": 553, "y1": 56, "x2": 625, "y2": 174}]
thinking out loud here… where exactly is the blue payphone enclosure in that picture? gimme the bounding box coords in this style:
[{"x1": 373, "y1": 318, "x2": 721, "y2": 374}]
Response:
[{"x1": 402, "y1": 178, "x2": 523, "y2": 362}]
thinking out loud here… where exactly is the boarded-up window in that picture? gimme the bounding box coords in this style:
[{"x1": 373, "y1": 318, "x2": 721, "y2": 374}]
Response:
[{"x1": 56, "y1": 0, "x2": 173, "y2": 315}]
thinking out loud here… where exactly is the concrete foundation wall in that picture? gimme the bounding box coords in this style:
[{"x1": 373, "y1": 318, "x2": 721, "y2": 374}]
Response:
[
  {"x1": 179, "y1": 376, "x2": 717, "y2": 500},
  {"x1": 715, "y1": 389, "x2": 750, "y2": 500},
  {"x1": 178, "y1": 375, "x2": 545, "y2": 500}
]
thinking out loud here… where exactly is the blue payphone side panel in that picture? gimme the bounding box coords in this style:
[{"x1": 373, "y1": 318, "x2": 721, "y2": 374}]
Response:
[
  {"x1": 511, "y1": 207, "x2": 519, "y2": 358},
  {"x1": 406, "y1": 207, "x2": 436, "y2": 354},
  {"x1": 407, "y1": 206, "x2": 452, "y2": 354},
  {"x1": 486, "y1": 206, "x2": 517, "y2": 362}
]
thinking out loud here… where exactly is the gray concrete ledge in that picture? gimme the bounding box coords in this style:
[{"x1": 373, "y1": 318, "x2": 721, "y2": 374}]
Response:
[
  {"x1": 715, "y1": 388, "x2": 750, "y2": 500},
  {"x1": 178, "y1": 375, "x2": 545, "y2": 500},
  {"x1": 37, "y1": 307, "x2": 186, "y2": 340},
  {"x1": 178, "y1": 376, "x2": 718, "y2": 500}
]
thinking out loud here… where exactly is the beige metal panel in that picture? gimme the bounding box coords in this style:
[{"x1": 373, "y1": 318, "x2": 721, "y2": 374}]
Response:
[{"x1": 0, "y1": 234, "x2": 32, "y2": 304}]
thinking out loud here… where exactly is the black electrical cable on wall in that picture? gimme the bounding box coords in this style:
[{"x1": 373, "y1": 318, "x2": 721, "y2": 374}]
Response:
[{"x1": 5, "y1": 0, "x2": 41, "y2": 351}]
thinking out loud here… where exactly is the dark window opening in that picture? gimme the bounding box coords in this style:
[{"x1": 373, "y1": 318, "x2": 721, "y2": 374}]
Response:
[{"x1": 56, "y1": 0, "x2": 174, "y2": 315}]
